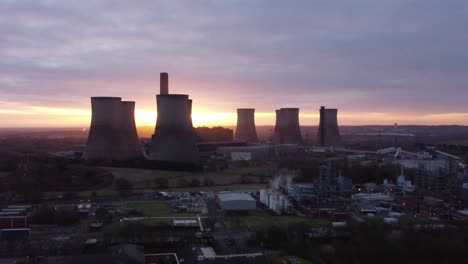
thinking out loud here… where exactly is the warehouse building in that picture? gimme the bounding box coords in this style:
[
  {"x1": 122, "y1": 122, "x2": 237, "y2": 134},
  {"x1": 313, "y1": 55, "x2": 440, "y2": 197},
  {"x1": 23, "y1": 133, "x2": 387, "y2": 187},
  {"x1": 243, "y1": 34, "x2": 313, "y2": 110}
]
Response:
[{"x1": 217, "y1": 192, "x2": 256, "y2": 212}]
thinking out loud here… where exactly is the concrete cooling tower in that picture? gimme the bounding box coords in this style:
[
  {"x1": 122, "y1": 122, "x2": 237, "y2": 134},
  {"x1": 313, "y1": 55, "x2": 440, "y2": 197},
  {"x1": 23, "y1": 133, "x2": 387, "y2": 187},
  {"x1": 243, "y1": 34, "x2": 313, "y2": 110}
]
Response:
[
  {"x1": 84, "y1": 97, "x2": 141, "y2": 161},
  {"x1": 149, "y1": 73, "x2": 200, "y2": 164},
  {"x1": 120, "y1": 101, "x2": 142, "y2": 160},
  {"x1": 235, "y1": 108, "x2": 258, "y2": 142},
  {"x1": 317, "y1": 106, "x2": 342, "y2": 147},
  {"x1": 273, "y1": 108, "x2": 302, "y2": 145}
]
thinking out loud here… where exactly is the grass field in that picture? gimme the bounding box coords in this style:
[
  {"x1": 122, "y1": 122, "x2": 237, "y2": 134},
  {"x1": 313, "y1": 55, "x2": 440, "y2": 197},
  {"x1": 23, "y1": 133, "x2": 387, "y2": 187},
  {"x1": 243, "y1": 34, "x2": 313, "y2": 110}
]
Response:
[
  {"x1": 126, "y1": 201, "x2": 172, "y2": 217},
  {"x1": 278, "y1": 256, "x2": 318, "y2": 264},
  {"x1": 108, "y1": 201, "x2": 202, "y2": 218},
  {"x1": 227, "y1": 210, "x2": 329, "y2": 231},
  {"x1": 98, "y1": 163, "x2": 276, "y2": 191}
]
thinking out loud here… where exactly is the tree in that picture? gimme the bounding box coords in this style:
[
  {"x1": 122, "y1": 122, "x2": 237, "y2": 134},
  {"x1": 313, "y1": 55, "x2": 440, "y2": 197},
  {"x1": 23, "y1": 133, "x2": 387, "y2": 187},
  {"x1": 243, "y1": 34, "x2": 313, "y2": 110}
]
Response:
[
  {"x1": 240, "y1": 175, "x2": 252, "y2": 184},
  {"x1": 190, "y1": 178, "x2": 201, "y2": 187},
  {"x1": 63, "y1": 192, "x2": 79, "y2": 200},
  {"x1": 203, "y1": 177, "x2": 214, "y2": 186},
  {"x1": 115, "y1": 178, "x2": 134, "y2": 196},
  {"x1": 95, "y1": 207, "x2": 113, "y2": 224},
  {"x1": 154, "y1": 177, "x2": 169, "y2": 189},
  {"x1": 178, "y1": 178, "x2": 189, "y2": 188}
]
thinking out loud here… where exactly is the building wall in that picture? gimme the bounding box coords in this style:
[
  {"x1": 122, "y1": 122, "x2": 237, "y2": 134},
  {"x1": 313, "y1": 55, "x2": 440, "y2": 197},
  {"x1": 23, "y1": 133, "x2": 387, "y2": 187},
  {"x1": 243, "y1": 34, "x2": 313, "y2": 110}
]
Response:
[{"x1": 219, "y1": 200, "x2": 256, "y2": 211}]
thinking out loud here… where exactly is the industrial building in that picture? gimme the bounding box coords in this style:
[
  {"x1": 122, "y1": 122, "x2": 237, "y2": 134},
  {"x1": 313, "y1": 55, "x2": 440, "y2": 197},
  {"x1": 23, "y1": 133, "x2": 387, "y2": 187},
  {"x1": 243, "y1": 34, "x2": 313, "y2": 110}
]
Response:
[
  {"x1": 259, "y1": 189, "x2": 291, "y2": 214},
  {"x1": 217, "y1": 192, "x2": 256, "y2": 212},
  {"x1": 317, "y1": 106, "x2": 343, "y2": 147},
  {"x1": 218, "y1": 145, "x2": 272, "y2": 161},
  {"x1": 288, "y1": 184, "x2": 315, "y2": 201},
  {"x1": 84, "y1": 97, "x2": 141, "y2": 161},
  {"x1": 149, "y1": 73, "x2": 200, "y2": 164},
  {"x1": 234, "y1": 108, "x2": 258, "y2": 142},
  {"x1": 273, "y1": 108, "x2": 302, "y2": 145}
]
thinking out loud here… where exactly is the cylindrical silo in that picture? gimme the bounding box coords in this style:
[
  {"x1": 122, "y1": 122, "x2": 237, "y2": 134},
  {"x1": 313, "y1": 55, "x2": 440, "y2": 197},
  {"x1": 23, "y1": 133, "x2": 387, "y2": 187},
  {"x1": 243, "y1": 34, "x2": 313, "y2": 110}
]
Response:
[
  {"x1": 274, "y1": 108, "x2": 302, "y2": 145},
  {"x1": 235, "y1": 108, "x2": 258, "y2": 142},
  {"x1": 84, "y1": 97, "x2": 123, "y2": 160},
  {"x1": 119, "y1": 101, "x2": 142, "y2": 160},
  {"x1": 317, "y1": 106, "x2": 342, "y2": 147}
]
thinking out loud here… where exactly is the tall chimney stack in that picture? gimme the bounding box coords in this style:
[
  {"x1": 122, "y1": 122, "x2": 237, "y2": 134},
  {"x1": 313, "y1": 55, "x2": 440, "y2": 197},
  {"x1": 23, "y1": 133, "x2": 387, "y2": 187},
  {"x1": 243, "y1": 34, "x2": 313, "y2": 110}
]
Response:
[{"x1": 160, "y1": 72, "x2": 169, "y2": 95}]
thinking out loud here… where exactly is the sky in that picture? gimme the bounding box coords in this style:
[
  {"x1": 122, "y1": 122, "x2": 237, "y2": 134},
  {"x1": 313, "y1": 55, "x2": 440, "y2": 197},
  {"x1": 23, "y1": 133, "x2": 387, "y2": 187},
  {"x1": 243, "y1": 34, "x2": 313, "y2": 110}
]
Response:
[{"x1": 0, "y1": 0, "x2": 467, "y2": 128}]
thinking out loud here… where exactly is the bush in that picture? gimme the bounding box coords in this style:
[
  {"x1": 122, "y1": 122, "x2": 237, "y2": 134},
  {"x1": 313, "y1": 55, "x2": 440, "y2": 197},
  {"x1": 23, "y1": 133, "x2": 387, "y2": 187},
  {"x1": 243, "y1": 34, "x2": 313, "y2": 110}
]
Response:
[
  {"x1": 115, "y1": 178, "x2": 134, "y2": 196},
  {"x1": 154, "y1": 177, "x2": 169, "y2": 189},
  {"x1": 190, "y1": 178, "x2": 201, "y2": 187},
  {"x1": 203, "y1": 177, "x2": 215, "y2": 186},
  {"x1": 178, "y1": 178, "x2": 189, "y2": 188},
  {"x1": 95, "y1": 207, "x2": 113, "y2": 224}
]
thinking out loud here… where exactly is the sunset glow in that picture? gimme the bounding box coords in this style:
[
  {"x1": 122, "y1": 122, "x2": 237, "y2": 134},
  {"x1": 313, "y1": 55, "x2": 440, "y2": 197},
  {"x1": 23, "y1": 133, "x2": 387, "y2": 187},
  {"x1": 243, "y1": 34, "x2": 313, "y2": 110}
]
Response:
[
  {"x1": 1, "y1": 103, "x2": 467, "y2": 128},
  {"x1": 0, "y1": 1, "x2": 467, "y2": 128}
]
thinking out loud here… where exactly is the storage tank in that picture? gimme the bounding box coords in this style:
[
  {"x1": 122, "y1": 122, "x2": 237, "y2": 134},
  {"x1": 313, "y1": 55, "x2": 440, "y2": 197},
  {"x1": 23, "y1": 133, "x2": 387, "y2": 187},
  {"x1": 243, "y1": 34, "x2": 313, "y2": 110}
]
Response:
[
  {"x1": 317, "y1": 106, "x2": 342, "y2": 147},
  {"x1": 235, "y1": 108, "x2": 258, "y2": 142}
]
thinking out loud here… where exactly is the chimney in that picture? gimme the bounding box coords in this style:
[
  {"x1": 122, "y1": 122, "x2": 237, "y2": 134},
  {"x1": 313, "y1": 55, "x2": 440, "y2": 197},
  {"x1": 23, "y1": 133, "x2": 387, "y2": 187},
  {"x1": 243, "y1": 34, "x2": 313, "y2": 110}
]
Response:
[{"x1": 160, "y1": 72, "x2": 169, "y2": 95}]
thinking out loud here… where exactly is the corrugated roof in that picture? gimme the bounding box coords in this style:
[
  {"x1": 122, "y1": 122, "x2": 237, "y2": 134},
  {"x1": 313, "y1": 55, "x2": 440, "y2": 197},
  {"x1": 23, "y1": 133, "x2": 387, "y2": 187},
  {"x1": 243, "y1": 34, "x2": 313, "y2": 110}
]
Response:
[{"x1": 218, "y1": 192, "x2": 255, "y2": 202}]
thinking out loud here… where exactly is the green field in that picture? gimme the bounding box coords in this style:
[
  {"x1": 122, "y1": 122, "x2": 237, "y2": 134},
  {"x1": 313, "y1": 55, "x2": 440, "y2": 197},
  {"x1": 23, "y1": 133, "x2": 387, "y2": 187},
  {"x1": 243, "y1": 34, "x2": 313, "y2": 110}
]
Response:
[
  {"x1": 107, "y1": 201, "x2": 203, "y2": 218},
  {"x1": 98, "y1": 163, "x2": 276, "y2": 191},
  {"x1": 227, "y1": 210, "x2": 329, "y2": 231},
  {"x1": 126, "y1": 201, "x2": 172, "y2": 217}
]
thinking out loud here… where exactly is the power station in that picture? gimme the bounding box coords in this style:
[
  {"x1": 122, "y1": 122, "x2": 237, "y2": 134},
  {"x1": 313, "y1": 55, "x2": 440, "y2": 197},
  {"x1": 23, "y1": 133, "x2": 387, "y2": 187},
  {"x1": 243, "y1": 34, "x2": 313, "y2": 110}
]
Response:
[
  {"x1": 84, "y1": 97, "x2": 141, "y2": 161},
  {"x1": 83, "y1": 74, "x2": 345, "y2": 164},
  {"x1": 273, "y1": 108, "x2": 302, "y2": 145},
  {"x1": 235, "y1": 108, "x2": 258, "y2": 142},
  {"x1": 149, "y1": 73, "x2": 200, "y2": 164},
  {"x1": 317, "y1": 106, "x2": 343, "y2": 147}
]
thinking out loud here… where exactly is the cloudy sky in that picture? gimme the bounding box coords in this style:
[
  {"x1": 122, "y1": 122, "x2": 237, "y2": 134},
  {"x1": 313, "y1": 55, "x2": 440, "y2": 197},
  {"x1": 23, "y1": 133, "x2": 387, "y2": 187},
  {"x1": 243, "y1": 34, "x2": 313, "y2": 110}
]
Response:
[{"x1": 1, "y1": 0, "x2": 467, "y2": 127}]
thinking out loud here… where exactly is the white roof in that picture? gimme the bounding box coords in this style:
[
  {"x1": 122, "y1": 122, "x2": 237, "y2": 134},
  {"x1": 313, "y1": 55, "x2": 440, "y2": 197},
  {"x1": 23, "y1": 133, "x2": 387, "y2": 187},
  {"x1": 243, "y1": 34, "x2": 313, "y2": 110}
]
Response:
[
  {"x1": 218, "y1": 192, "x2": 255, "y2": 202},
  {"x1": 173, "y1": 219, "x2": 198, "y2": 226},
  {"x1": 457, "y1": 209, "x2": 468, "y2": 216},
  {"x1": 352, "y1": 193, "x2": 393, "y2": 201},
  {"x1": 200, "y1": 247, "x2": 216, "y2": 259}
]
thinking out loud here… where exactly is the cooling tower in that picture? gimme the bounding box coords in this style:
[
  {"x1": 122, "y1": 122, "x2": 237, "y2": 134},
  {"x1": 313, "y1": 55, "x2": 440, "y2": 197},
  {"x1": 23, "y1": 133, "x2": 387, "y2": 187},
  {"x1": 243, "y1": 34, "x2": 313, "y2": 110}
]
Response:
[
  {"x1": 149, "y1": 73, "x2": 200, "y2": 164},
  {"x1": 119, "y1": 101, "x2": 142, "y2": 160},
  {"x1": 273, "y1": 108, "x2": 302, "y2": 144},
  {"x1": 84, "y1": 97, "x2": 142, "y2": 161},
  {"x1": 317, "y1": 106, "x2": 343, "y2": 147},
  {"x1": 235, "y1": 108, "x2": 258, "y2": 142},
  {"x1": 84, "y1": 97, "x2": 123, "y2": 160}
]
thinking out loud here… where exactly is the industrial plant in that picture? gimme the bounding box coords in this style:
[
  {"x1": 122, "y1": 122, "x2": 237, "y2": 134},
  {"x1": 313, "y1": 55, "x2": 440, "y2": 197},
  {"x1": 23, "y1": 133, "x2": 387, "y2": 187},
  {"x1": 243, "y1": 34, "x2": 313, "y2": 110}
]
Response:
[
  {"x1": 317, "y1": 106, "x2": 343, "y2": 147},
  {"x1": 84, "y1": 97, "x2": 141, "y2": 161}
]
